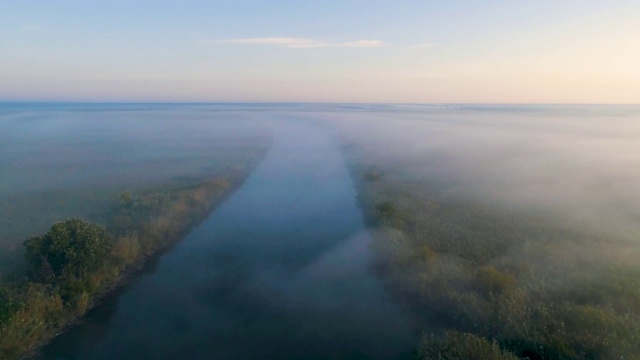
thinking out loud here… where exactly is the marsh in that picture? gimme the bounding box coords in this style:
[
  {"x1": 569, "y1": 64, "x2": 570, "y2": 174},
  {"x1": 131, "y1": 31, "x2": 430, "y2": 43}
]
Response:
[{"x1": 2, "y1": 104, "x2": 640, "y2": 359}]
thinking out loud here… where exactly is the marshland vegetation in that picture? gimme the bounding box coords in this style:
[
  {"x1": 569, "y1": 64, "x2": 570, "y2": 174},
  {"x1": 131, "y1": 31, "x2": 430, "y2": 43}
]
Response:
[
  {"x1": 0, "y1": 168, "x2": 263, "y2": 359},
  {"x1": 336, "y1": 105, "x2": 640, "y2": 360},
  {"x1": 0, "y1": 104, "x2": 271, "y2": 359}
]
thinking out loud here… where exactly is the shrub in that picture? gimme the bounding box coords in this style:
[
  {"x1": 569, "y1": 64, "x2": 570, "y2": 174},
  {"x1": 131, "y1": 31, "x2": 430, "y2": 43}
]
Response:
[
  {"x1": 417, "y1": 331, "x2": 522, "y2": 360},
  {"x1": 23, "y1": 218, "x2": 113, "y2": 284},
  {"x1": 0, "y1": 285, "x2": 18, "y2": 325},
  {"x1": 376, "y1": 201, "x2": 397, "y2": 220},
  {"x1": 475, "y1": 266, "x2": 516, "y2": 294}
]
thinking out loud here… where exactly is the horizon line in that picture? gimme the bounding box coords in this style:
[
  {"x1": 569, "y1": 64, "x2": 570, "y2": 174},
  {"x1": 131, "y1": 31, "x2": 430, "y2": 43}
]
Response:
[{"x1": 1, "y1": 101, "x2": 639, "y2": 106}]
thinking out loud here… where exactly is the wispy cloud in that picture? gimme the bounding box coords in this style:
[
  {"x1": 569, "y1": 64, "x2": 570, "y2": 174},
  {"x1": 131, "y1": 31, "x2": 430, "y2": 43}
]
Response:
[
  {"x1": 338, "y1": 40, "x2": 384, "y2": 48},
  {"x1": 199, "y1": 37, "x2": 384, "y2": 49}
]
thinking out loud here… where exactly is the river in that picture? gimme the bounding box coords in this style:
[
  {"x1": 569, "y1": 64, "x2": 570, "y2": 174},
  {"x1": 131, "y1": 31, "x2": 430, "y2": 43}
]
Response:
[{"x1": 38, "y1": 119, "x2": 416, "y2": 359}]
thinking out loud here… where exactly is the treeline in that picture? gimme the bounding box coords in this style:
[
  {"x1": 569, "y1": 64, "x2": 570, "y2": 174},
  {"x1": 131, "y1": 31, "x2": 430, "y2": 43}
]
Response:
[
  {"x1": 353, "y1": 165, "x2": 640, "y2": 360},
  {"x1": 0, "y1": 173, "x2": 245, "y2": 359}
]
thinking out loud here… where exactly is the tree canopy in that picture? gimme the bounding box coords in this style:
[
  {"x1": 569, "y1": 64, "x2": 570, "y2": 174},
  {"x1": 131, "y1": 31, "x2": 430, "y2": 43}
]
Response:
[{"x1": 23, "y1": 218, "x2": 113, "y2": 283}]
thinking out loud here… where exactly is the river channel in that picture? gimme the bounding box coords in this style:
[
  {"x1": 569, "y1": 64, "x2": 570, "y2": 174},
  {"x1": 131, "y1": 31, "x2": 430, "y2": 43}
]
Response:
[{"x1": 39, "y1": 119, "x2": 415, "y2": 360}]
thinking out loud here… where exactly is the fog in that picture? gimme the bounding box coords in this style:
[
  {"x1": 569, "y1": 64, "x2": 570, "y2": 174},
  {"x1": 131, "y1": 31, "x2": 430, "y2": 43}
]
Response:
[
  {"x1": 0, "y1": 105, "x2": 270, "y2": 196},
  {"x1": 38, "y1": 115, "x2": 415, "y2": 360},
  {"x1": 3, "y1": 104, "x2": 640, "y2": 358},
  {"x1": 317, "y1": 105, "x2": 640, "y2": 248},
  {"x1": 306, "y1": 105, "x2": 640, "y2": 357},
  {"x1": 0, "y1": 104, "x2": 270, "y2": 274}
]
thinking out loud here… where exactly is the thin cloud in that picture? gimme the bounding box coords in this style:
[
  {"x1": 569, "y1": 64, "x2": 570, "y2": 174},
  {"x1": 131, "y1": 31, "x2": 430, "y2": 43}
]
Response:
[
  {"x1": 339, "y1": 40, "x2": 384, "y2": 48},
  {"x1": 199, "y1": 37, "x2": 384, "y2": 49}
]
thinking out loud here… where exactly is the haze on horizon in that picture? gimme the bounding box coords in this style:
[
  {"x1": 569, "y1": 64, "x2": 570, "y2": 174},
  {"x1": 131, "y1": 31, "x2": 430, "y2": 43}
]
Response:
[{"x1": 1, "y1": 0, "x2": 639, "y2": 104}]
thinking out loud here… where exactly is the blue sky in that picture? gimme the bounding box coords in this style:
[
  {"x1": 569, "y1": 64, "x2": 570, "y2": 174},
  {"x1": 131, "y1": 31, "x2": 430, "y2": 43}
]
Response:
[{"x1": 1, "y1": 1, "x2": 639, "y2": 102}]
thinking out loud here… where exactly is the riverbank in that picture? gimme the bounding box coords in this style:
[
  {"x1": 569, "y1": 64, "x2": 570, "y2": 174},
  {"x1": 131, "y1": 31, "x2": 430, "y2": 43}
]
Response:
[
  {"x1": 343, "y1": 146, "x2": 640, "y2": 360},
  {"x1": 36, "y1": 120, "x2": 417, "y2": 360},
  {"x1": 0, "y1": 155, "x2": 268, "y2": 360}
]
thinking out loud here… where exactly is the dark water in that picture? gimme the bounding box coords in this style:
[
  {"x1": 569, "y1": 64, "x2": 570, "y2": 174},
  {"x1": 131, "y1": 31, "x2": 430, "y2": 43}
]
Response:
[{"x1": 39, "y1": 120, "x2": 416, "y2": 359}]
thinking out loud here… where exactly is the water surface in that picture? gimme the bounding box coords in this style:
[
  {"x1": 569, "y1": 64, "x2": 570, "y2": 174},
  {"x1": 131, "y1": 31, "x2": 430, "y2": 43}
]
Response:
[{"x1": 40, "y1": 119, "x2": 415, "y2": 359}]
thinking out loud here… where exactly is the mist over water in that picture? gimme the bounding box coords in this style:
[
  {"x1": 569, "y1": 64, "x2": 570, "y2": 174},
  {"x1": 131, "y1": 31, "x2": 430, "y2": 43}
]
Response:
[
  {"x1": 3, "y1": 104, "x2": 640, "y2": 358},
  {"x1": 320, "y1": 105, "x2": 640, "y2": 247},
  {"x1": 0, "y1": 104, "x2": 270, "y2": 272},
  {"x1": 39, "y1": 118, "x2": 415, "y2": 360},
  {"x1": 0, "y1": 105, "x2": 269, "y2": 196}
]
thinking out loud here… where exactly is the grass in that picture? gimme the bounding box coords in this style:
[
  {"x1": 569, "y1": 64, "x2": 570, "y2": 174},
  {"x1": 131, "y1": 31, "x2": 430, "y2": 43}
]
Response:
[{"x1": 346, "y1": 154, "x2": 640, "y2": 360}]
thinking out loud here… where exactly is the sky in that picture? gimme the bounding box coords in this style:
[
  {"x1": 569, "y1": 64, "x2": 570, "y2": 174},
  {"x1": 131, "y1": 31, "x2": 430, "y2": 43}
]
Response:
[{"x1": 1, "y1": 0, "x2": 639, "y2": 103}]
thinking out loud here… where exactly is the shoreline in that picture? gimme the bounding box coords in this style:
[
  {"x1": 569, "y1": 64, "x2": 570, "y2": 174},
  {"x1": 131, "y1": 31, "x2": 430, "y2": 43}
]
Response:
[{"x1": 14, "y1": 160, "x2": 267, "y2": 360}]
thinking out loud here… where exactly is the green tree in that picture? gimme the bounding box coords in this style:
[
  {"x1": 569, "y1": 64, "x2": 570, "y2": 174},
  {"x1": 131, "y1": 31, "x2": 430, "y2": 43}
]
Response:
[{"x1": 23, "y1": 218, "x2": 113, "y2": 283}]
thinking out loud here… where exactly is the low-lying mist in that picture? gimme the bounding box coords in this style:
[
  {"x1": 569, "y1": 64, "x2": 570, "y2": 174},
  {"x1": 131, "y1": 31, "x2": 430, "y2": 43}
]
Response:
[
  {"x1": 0, "y1": 105, "x2": 271, "y2": 275},
  {"x1": 310, "y1": 104, "x2": 640, "y2": 358},
  {"x1": 3, "y1": 103, "x2": 640, "y2": 358},
  {"x1": 323, "y1": 105, "x2": 640, "y2": 247}
]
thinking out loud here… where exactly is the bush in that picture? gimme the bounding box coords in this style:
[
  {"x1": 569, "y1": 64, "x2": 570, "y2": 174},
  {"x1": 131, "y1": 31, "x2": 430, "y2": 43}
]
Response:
[
  {"x1": 475, "y1": 266, "x2": 515, "y2": 294},
  {"x1": 23, "y1": 218, "x2": 113, "y2": 283},
  {"x1": 0, "y1": 285, "x2": 18, "y2": 325},
  {"x1": 376, "y1": 201, "x2": 397, "y2": 220},
  {"x1": 417, "y1": 331, "x2": 522, "y2": 360},
  {"x1": 0, "y1": 283, "x2": 65, "y2": 360}
]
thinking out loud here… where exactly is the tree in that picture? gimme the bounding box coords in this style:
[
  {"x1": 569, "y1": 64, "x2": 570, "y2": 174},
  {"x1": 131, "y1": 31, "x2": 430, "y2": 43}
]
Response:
[{"x1": 23, "y1": 218, "x2": 113, "y2": 283}]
